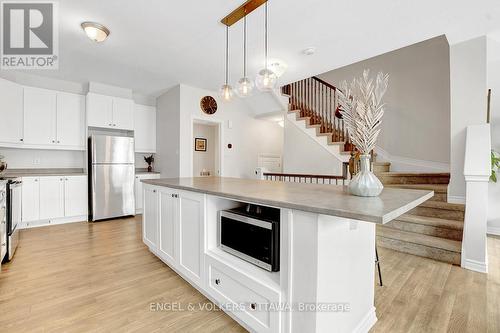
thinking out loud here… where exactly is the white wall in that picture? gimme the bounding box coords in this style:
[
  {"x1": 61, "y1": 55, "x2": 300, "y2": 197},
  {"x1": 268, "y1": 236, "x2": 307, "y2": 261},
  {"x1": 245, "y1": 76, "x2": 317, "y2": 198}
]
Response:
[
  {"x1": 156, "y1": 85, "x2": 181, "y2": 177},
  {"x1": 488, "y1": 36, "x2": 500, "y2": 234},
  {"x1": 449, "y1": 36, "x2": 488, "y2": 201},
  {"x1": 193, "y1": 123, "x2": 217, "y2": 176},
  {"x1": 156, "y1": 84, "x2": 284, "y2": 179},
  {"x1": 283, "y1": 119, "x2": 343, "y2": 175},
  {"x1": 317, "y1": 36, "x2": 451, "y2": 170},
  {"x1": 0, "y1": 148, "x2": 85, "y2": 169}
]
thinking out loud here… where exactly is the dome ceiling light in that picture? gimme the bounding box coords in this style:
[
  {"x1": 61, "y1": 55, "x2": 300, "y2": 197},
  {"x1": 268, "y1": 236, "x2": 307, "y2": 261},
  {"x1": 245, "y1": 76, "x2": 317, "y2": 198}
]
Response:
[{"x1": 81, "y1": 22, "x2": 110, "y2": 43}]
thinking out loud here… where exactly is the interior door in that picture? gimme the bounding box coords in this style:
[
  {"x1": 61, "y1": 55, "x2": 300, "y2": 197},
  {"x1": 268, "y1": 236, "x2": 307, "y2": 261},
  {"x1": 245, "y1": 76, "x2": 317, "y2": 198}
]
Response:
[
  {"x1": 158, "y1": 187, "x2": 177, "y2": 265},
  {"x1": 0, "y1": 78, "x2": 23, "y2": 144},
  {"x1": 56, "y1": 92, "x2": 85, "y2": 148},
  {"x1": 24, "y1": 87, "x2": 57, "y2": 145},
  {"x1": 39, "y1": 177, "x2": 64, "y2": 220}
]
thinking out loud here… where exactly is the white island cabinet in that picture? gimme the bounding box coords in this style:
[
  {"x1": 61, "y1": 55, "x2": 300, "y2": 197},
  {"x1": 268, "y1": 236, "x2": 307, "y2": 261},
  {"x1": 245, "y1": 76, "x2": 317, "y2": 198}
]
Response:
[{"x1": 142, "y1": 177, "x2": 433, "y2": 333}]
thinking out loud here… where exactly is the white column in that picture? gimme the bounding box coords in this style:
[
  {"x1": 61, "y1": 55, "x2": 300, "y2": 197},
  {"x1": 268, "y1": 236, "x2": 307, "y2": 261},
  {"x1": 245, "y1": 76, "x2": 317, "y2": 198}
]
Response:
[{"x1": 462, "y1": 124, "x2": 491, "y2": 273}]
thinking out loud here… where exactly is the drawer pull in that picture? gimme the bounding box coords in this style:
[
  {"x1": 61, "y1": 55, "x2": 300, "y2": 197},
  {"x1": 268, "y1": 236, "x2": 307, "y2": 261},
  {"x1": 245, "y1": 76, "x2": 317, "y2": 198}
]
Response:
[
  {"x1": 250, "y1": 303, "x2": 256, "y2": 310},
  {"x1": 215, "y1": 279, "x2": 220, "y2": 285}
]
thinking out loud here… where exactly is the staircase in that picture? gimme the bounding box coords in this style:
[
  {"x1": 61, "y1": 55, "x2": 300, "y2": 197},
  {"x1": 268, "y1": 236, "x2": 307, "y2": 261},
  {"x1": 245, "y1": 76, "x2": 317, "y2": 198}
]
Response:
[
  {"x1": 281, "y1": 76, "x2": 465, "y2": 265},
  {"x1": 374, "y1": 163, "x2": 465, "y2": 265}
]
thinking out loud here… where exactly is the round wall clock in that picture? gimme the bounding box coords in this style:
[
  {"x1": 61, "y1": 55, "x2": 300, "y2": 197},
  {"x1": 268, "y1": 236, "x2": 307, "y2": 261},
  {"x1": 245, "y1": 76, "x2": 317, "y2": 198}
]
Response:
[{"x1": 200, "y1": 96, "x2": 217, "y2": 115}]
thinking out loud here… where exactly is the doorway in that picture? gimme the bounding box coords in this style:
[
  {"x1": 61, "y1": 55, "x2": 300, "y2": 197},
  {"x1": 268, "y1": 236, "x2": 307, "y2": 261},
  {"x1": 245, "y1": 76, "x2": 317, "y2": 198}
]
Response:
[{"x1": 192, "y1": 119, "x2": 222, "y2": 177}]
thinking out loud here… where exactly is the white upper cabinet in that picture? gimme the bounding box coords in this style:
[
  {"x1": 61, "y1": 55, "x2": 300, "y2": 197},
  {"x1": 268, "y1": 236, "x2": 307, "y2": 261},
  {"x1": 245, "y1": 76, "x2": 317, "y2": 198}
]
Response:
[
  {"x1": 0, "y1": 78, "x2": 23, "y2": 144},
  {"x1": 87, "y1": 93, "x2": 113, "y2": 128},
  {"x1": 113, "y1": 97, "x2": 134, "y2": 130},
  {"x1": 134, "y1": 104, "x2": 156, "y2": 153},
  {"x1": 24, "y1": 87, "x2": 57, "y2": 146},
  {"x1": 56, "y1": 93, "x2": 86, "y2": 148},
  {"x1": 87, "y1": 93, "x2": 134, "y2": 130}
]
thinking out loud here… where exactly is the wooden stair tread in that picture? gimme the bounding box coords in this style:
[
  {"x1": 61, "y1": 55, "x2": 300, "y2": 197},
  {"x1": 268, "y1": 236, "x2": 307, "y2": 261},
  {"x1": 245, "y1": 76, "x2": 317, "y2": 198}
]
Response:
[
  {"x1": 384, "y1": 184, "x2": 448, "y2": 193},
  {"x1": 377, "y1": 227, "x2": 461, "y2": 253},
  {"x1": 396, "y1": 214, "x2": 463, "y2": 230},
  {"x1": 373, "y1": 162, "x2": 391, "y2": 166},
  {"x1": 327, "y1": 141, "x2": 345, "y2": 146},
  {"x1": 419, "y1": 200, "x2": 465, "y2": 211}
]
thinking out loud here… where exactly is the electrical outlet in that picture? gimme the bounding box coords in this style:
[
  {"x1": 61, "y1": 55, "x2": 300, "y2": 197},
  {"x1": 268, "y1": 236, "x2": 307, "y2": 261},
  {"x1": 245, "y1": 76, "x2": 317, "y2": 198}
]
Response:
[{"x1": 33, "y1": 158, "x2": 41, "y2": 165}]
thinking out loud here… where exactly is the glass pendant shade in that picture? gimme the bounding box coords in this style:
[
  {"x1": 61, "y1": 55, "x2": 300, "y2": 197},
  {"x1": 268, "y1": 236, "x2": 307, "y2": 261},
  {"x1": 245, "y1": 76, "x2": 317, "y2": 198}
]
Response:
[
  {"x1": 236, "y1": 77, "x2": 254, "y2": 97},
  {"x1": 256, "y1": 68, "x2": 277, "y2": 91},
  {"x1": 219, "y1": 84, "x2": 234, "y2": 101}
]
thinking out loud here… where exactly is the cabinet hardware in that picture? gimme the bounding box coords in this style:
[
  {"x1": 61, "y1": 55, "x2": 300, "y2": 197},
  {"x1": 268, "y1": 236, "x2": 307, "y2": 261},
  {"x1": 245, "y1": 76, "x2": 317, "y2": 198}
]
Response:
[
  {"x1": 215, "y1": 279, "x2": 220, "y2": 285},
  {"x1": 65, "y1": 178, "x2": 68, "y2": 181},
  {"x1": 250, "y1": 303, "x2": 256, "y2": 310},
  {"x1": 52, "y1": 140, "x2": 55, "y2": 143},
  {"x1": 153, "y1": 190, "x2": 156, "y2": 193},
  {"x1": 57, "y1": 141, "x2": 60, "y2": 143},
  {"x1": 34, "y1": 179, "x2": 38, "y2": 182},
  {"x1": 20, "y1": 138, "x2": 23, "y2": 142}
]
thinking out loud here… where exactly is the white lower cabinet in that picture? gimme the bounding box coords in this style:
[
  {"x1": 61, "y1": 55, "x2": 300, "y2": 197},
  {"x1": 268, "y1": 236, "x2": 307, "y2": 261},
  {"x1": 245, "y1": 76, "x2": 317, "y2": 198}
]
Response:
[
  {"x1": 143, "y1": 186, "x2": 159, "y2": 249},
  {"x1": 21, "y1": 175, "x2": 87, "y2": 227},
  {"x1": 158, "y1": 187, "x2": 177, "y2": 265},
  {"x1": 135, "y1": 173, "x2": 160, "y2": 213}
]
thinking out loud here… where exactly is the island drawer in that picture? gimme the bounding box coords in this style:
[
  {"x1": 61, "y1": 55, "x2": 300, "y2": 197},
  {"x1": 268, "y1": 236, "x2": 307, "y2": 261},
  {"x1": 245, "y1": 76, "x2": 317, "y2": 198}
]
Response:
[{"x1": 207, "y1": 257, "x2": 281, "y2": 333}]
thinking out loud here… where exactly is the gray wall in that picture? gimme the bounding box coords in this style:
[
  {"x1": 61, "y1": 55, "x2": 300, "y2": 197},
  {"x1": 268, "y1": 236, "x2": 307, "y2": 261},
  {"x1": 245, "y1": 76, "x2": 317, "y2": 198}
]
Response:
[
  {"x1": 318, "y1": 36, "x2": 451, "y2": 165},
  {"x1": 156, "y1": 85, "x2": 181, "y2": 177}
]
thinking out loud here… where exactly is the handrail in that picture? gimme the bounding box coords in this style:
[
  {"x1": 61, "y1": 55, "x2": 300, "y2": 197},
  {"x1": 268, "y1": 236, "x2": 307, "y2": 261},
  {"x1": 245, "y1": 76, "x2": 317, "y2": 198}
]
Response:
[{"x1": 312, "y1": 76, "x2": 337, "y2": 91}]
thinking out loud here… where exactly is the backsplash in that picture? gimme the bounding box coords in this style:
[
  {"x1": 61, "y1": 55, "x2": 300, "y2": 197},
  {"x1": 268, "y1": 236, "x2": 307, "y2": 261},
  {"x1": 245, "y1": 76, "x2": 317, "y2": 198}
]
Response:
[{"x1": 0, "y1": 148, "x2": 85, "y2": 169}]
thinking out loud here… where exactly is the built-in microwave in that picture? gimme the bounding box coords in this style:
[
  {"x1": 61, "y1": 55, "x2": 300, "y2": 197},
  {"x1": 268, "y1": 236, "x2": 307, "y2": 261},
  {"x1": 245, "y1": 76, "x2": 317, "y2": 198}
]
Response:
[{"x1": 218, "y1": 204, "x2": 280, "y2": 272}]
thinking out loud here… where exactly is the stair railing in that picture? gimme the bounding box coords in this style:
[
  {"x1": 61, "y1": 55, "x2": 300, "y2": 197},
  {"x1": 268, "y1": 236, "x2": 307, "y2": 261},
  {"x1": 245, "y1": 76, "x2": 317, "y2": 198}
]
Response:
[{"x1": 281, "y1": 76, "x2": 350, "y2": 146}]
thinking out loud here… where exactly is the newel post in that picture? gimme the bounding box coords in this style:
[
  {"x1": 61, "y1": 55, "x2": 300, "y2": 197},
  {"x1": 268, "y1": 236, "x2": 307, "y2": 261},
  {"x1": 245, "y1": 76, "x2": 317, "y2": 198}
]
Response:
[{"x1": 462, "y1": 124, "x2": 491, "y2": 273}]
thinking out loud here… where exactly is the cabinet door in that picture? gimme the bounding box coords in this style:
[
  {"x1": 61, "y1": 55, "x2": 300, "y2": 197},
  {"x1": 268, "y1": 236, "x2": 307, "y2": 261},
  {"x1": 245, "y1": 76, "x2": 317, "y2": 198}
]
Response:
[
  {"x1": 158, "y1": 188, "x2": 177, "y2": 265},
  {"x1": 177, "y1": 190, "x2": 204, "y2": 285},
  {"x1": 39, "y1": 177, "x2": 64, "y2": 220},
  {"x1": 87, "y1": 93, "x2": 113, "y2": 128},
  {"x1": 0, "y1": 78, "x2": 24, "y2": 144},
  {"x1": 134, "y1": 104, "x2": 156, "y2": 153},
  {"x1": 64, "y1": 176, "x2": 87, "y2": 217},
  {"x1": 135, "y1": 175, "x2": 143, "y2": 213},
  {"x1": 143, "y1": 186, "x2": 159, "y2": 250},
  {"x1": 22, "y1": 177, "x2": 40, "y2": 222},
  {"x1": 57, "y1": 93, "x2": 85, "y2": 148},
  {"x1": 24, "y1": 87, "x2": 57, "y2": 145},
  {"x1": 112, "y1": 97, "x2": 134, "y2": 130}
]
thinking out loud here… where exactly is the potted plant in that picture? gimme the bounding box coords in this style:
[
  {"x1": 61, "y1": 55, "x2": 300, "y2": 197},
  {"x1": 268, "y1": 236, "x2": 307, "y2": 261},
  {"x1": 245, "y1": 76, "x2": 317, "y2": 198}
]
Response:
[
  {"x1": 144, "y1": 154, "x2": 154, "y2": 172},
  {"x1": 338, "y1": 69, "x2": 389, "y2": 197},
  {"x1": 492, "y1": 150, "x2": 500, "y2": 183}
]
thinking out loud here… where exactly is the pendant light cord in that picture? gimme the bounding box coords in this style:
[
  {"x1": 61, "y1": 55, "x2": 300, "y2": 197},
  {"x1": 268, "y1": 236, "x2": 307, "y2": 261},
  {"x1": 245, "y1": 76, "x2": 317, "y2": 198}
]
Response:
[
  {"x1": 264, "y1": 1, "x2": 268, "y2": 69},
  {"x1": 243, "y1": 16, "x2": 247, "y2": 78},
  {"x1": 225, "y1": 25, "x2": 229, "y2": 85}
]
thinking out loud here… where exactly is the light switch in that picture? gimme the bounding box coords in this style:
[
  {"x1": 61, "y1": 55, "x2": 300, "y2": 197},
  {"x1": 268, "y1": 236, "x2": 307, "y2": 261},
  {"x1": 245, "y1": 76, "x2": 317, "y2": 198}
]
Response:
[{"x1": 227, "y1": 120, "x2": 233, "y2": 129}]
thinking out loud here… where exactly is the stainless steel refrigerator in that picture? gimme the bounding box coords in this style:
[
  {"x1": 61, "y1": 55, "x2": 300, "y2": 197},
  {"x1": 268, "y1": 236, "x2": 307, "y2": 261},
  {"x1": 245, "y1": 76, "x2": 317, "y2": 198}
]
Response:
[{"x1": 89, "y1": 135, "x2": 135, "y2": 221}]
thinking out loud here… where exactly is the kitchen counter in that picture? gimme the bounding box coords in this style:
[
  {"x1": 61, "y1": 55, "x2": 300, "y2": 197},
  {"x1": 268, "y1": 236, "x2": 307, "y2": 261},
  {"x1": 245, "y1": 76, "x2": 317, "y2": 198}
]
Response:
[
  {"x1": 0, "y1": 168, "x2": 86, "y2": 178},
  {"x1": 141, "y1": 176, "x2": 433, "y2": 332},
  {"x1": 135, "y1": 168, "x2": 160, "y2": 175},
  {"x1": 142, "y1": 176, "x2": 433, "y2": 224}
]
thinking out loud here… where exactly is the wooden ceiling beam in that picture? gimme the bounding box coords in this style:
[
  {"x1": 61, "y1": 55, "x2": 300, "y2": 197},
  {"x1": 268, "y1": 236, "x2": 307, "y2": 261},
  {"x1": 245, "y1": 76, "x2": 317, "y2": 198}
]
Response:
[{"x1": 220, "y1": 0, "x2": 268, "y2": 27}]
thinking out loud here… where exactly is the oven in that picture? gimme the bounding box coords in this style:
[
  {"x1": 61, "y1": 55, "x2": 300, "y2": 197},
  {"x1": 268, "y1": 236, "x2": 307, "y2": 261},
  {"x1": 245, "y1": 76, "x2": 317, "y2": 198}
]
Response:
[
  {"x1": 5, "y1": 179, "x2": 21, "y2": 262},
  {"x1": 218, "y1": 204, "x2": 280, "y2": 272}
]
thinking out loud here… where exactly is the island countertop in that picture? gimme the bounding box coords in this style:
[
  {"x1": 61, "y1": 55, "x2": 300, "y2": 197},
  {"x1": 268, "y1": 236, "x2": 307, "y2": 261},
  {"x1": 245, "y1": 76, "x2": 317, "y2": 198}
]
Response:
[{"x1": 142, "y1": 177, "x2": 433, "y2": 224}]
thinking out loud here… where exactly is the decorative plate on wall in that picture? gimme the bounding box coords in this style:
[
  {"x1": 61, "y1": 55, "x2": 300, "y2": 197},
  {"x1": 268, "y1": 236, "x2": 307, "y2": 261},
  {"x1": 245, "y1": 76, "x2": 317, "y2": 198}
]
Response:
[{"x1": 200, "y1": 96, "x2": 217, "y2": 114}]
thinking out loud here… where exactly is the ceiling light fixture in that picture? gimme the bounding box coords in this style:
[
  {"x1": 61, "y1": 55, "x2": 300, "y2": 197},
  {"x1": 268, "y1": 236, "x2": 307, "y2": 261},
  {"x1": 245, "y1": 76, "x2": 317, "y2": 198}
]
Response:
[
  {"x1": 255, "y1": 2, "x2": 277, "y2": 92},
  {"x1": 81, "y1": 22, "x2": 110, "y2": 42},
  {"x1": 267, "y1": 59, "x2": 287, "y2": 78},
  {"x1": 236, "y1": 16, "x2": 254, "y2": 98},
  {"x1": 303, "y1": 47, "x2": 316, "y2": 56},
  {"x1": 219, "y1": 26, "x2": 234, "y2": 102}
]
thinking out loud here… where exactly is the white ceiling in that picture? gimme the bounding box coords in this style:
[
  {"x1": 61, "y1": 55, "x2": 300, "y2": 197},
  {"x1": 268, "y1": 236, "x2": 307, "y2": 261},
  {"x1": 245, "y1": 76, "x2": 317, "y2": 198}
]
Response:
[{"x1": 6, "y1": 0, "x2": 500, "y2": 97}]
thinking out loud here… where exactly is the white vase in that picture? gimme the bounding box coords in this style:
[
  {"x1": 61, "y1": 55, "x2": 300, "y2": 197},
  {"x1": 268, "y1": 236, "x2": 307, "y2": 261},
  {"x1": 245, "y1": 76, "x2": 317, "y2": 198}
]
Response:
[{"x1": 348, "y1": 154, "x2": 384, "y2": 197}]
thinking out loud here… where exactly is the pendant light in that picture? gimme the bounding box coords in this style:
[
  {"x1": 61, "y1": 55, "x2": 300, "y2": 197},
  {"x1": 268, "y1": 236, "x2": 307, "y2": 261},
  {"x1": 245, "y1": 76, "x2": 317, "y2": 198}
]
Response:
[
  {"x1": 219, "y1": 26, "x2": 234, "y2": 101},
  {"x1": 255, "y1": 2, "x2": 277, "y2": 92},
  {"x1": 236, "y1": 16, "x2": 254, "y2": 97}
]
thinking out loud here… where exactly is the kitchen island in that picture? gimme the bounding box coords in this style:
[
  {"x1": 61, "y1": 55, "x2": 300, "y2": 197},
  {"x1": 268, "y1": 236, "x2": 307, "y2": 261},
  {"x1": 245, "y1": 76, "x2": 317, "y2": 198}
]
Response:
[{"x1": 141, "y1": 177, "x2": 433, "y2": 333}]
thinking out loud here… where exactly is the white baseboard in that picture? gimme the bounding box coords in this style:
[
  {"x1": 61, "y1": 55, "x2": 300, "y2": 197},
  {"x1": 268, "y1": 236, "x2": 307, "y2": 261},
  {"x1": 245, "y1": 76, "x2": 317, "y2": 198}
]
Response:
[
  {"x1": 487, "y1": 225, "x2": 500, "y2": 236},
  {"x1": 448, "y1": 195, "x2": 466, "y2": 204},
  {"x1": 353, "y1": 306, "x2": 378, "y2": 333},
  {"x1": 461, "y1": 257, "x2": 488, "y2": 273},
  {"x1": 19, "y1": 215, "x2": 87, "y2": 229},
  {"x1": 375, "y1": 146, "x2": 450, "y2": 173}
]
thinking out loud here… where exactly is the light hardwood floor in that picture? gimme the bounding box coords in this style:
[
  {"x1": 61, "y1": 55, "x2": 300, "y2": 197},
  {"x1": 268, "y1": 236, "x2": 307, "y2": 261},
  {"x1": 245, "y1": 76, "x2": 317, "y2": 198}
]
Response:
[{"x1": 0, "y1": 216, "x2": 499, "y2": 332}]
